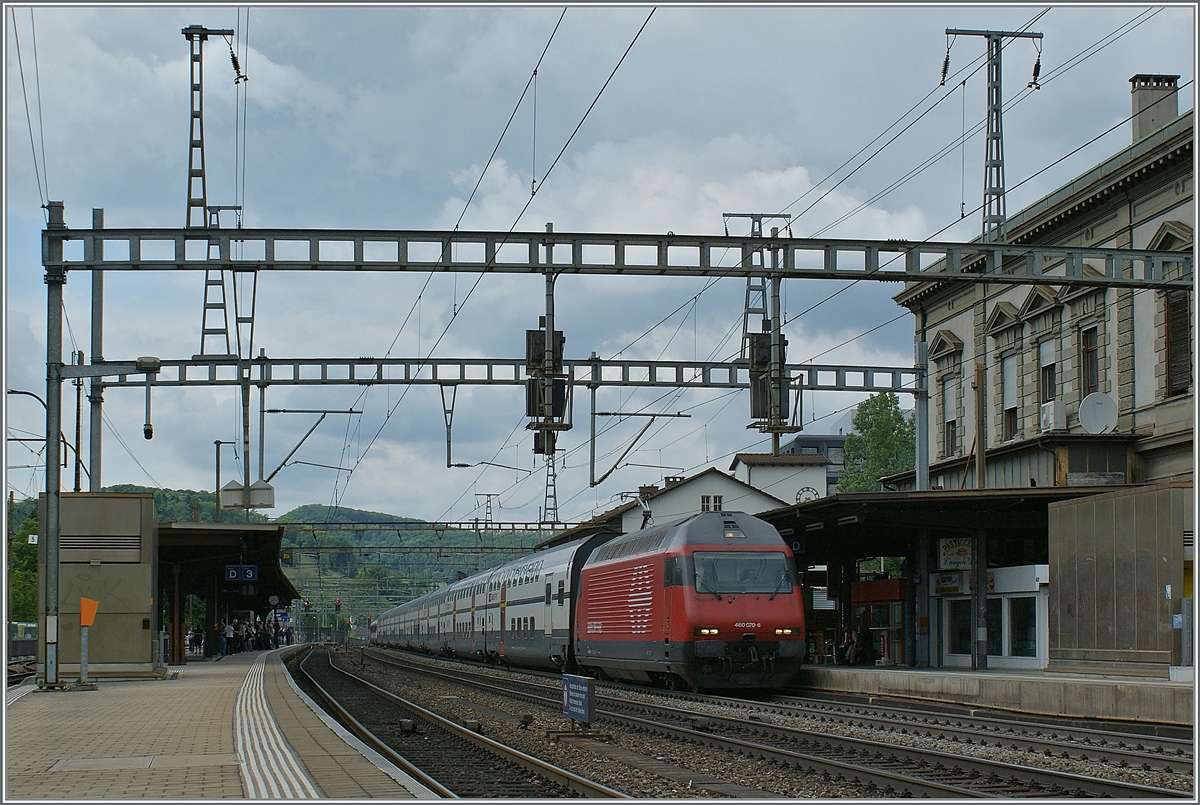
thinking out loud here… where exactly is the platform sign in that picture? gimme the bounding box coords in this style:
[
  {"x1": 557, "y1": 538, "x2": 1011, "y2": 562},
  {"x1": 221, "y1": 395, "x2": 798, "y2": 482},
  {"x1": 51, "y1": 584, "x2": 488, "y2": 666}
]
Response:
[
  {"x1": 224, "y1": 564, "x2": 259, "y2": 582},
  {"x1": 274, "y1": 610, "x2": 290, "y2": 623},
  {"x1": 562, "y1": 674, "x2": 595, "y2": 724}
]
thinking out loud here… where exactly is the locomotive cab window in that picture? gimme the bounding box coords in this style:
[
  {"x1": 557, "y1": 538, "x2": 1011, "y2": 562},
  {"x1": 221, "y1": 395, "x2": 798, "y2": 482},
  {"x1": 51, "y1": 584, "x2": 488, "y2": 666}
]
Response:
[{"x1": 692, "y1": 551, "x2": 793, "y2": 595}]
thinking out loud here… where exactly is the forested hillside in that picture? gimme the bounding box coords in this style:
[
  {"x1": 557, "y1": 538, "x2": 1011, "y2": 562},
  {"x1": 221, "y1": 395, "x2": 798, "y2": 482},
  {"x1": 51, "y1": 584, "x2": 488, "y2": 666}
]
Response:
[{"x1": 8, "y1": 489, "x2": 543, "y2": 614}]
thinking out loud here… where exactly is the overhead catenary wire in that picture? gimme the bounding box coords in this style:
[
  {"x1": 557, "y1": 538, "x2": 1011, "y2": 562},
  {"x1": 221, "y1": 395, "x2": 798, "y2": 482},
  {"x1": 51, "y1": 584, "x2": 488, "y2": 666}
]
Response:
[
  {"x1": 11, "y1": 7, "x2": 48, "y2": 217},
  {"x1": 478, "y1": 10, "x2": 1184, "y2": 524},
  {"x1": 331, "y1": 8, "x2": 655, "y2": 518}
]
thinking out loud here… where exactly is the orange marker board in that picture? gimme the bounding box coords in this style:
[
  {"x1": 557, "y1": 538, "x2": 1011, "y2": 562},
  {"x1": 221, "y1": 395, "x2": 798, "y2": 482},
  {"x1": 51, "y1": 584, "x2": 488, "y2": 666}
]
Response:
[{"x1": 80, "y1": 597, "x2": 99, "y2": 627}]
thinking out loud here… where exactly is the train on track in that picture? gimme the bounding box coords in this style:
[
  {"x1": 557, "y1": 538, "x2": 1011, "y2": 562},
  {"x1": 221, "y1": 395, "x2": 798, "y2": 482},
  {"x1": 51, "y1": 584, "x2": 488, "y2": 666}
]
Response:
[{"x1": 373, "y1": 511, "x2": 806, "y2": 691}]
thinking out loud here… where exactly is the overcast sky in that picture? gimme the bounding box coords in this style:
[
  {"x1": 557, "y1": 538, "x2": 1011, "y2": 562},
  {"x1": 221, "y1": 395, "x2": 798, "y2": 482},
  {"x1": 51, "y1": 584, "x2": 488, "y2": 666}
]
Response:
[{"x1": 5, "y1": 4, "x2": 1194, "y2": 525}]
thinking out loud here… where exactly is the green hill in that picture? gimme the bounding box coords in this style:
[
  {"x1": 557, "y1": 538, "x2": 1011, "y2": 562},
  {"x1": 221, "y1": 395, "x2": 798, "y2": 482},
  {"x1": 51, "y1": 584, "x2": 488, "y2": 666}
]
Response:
[{"x1": 9, "y1": 490, "x2": 543, "y2": 614}]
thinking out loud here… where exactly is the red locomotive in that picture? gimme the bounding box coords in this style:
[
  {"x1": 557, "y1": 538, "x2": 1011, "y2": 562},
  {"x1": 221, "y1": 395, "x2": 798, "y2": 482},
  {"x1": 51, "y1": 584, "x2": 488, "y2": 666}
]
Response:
[
  {"x1": 574, "y1": 511, "x2": 805, "y2": 691},
  {"x1": 375, "y1": 511, "x2": 805, "y2": 691}
]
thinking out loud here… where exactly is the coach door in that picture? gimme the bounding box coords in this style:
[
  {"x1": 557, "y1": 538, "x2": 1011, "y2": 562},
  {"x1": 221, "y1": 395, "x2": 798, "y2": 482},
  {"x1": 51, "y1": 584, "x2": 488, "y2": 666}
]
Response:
[{"x1": 543, "y1": 572, "x2": 554, "y2": 635}]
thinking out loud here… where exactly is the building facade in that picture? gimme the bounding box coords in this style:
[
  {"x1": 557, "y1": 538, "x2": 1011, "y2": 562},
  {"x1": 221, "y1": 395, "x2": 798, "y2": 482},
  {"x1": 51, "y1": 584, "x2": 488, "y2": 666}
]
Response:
[{"x1": 887, "y1": 75, "x2": 1193, "y2": 674}]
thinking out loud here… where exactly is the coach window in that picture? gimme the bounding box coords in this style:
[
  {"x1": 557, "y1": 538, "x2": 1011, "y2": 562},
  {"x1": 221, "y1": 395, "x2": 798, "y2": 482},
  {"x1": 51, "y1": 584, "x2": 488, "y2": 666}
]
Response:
[
  {"x1": 557, "y1": 579, "x2": 566, "y2": 605},
  {"x1": 545, "y1": 582, "x2": 552, "y2": 606}
]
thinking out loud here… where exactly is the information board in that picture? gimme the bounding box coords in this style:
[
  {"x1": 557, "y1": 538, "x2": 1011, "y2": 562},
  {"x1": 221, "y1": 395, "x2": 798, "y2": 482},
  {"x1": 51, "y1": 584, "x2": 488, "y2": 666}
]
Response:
[{"x1": 561, "y1": 674, "x2": 595, "y2": 723}]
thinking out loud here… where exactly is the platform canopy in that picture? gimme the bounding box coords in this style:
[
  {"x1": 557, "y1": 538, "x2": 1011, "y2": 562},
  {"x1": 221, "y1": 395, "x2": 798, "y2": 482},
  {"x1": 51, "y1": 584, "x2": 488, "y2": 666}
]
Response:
[
  {"x1": 158, "y1": 521, "x2": 299, "y2": 611},
  {"x1": 757, "y1": 485, "x2": 1148, "y2": 565}
]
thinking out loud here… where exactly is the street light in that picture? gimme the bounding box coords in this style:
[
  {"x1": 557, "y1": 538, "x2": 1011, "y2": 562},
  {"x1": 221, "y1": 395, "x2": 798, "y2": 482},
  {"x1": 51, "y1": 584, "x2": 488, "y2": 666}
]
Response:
[{"x1": 214, "y1": 440, "x2": 236, "y2": 523}]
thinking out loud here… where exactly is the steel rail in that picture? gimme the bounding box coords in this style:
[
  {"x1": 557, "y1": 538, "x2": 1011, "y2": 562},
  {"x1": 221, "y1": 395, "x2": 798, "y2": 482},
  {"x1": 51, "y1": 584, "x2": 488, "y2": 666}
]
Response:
[
  {"x1": 294, "y1": 647, "x2": 457, "y2": 798},
  {"x1": 306, "y1": 648, "x2": 629, "y2": 798},
  {"x1": 764, "y1": 693, "x2": 1194, "y2": 774},
  {"x1": 365, "y1": 648, "x2": 1191, "y2": 798},
  {"x1": 362, "y1": 649, "x2": 982, "y2": 798}
]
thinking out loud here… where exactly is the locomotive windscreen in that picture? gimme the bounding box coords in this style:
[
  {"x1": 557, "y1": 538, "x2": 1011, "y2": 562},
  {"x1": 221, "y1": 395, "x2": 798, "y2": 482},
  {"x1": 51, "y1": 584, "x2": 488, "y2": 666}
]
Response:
[{"x1": 692, "y1": 551, "x2": 793, "y2": 596}]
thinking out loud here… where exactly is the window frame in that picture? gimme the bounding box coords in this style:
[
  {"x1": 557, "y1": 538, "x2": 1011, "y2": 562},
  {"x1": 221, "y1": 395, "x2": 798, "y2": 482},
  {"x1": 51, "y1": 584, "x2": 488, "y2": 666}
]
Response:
[
  {"x1": 1081, "y1": 327, "x2": 1099, "y2": 396},
  {"x1": 1001, "y1": 353, "x2": 1018, "y2": 441}
]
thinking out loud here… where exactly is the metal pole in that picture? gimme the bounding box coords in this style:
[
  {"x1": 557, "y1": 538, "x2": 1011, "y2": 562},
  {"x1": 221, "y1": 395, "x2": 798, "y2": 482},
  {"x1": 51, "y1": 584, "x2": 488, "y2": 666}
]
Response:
[
  {"x1": 542, "y1": 223, "x2": 556, "y2": 426},
  {"x1": 215, "y1": 440, "x2": 222, "y2": 523},
  {"x1": 242, "y1": 377, "x2": 251, "y2": 522},
  {"x1": 79, "y1": 625, "x2": 89, "y2": 684},
  {"x1": 73, "y1": 352, "x2": 83, "y2": 491},
  {"x1": 258, "y1": 352, "x2": 266, "y2": 481},
  {"x1": 973, "y1": 361, "x2": 987, "y2": 488},
  {"x1": 88, "y1": 209, "x2": 104, "y2": 491},
  {"x1": 915, "y1": 341, "x2": 929, "y2": 490},
  {"x1": 974, "y1": 528, "x2": 989, "y2": 670},
  {"x1": 43, "y1": 200, "x2": 66, "y2": 688},
  {"x1": 769, "y1": 227, "x2": 782, "y2": 456}
]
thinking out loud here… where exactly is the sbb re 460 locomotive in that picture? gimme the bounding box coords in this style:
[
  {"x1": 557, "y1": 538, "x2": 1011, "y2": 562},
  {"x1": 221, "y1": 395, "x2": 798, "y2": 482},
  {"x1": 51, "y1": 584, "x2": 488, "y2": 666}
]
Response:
[{"x1": 373, "y1": 511, "x2": 805, "y2": 691}]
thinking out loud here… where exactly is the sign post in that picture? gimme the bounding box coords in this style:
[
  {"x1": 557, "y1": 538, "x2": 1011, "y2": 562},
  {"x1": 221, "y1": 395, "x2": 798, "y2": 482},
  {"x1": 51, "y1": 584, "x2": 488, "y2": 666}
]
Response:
[
  {"x1": 561, "y1": 674, "x2": 594, "y2": 725},
  {"x1": 73, "y1": 597, "x2": 99, "y2": 691}
]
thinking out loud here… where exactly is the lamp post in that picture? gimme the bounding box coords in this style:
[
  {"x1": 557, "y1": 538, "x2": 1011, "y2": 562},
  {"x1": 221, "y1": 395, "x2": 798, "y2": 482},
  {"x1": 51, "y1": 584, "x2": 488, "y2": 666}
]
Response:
[{"x1": 214, "y1": 440, "x2": 235, "y2": 522}]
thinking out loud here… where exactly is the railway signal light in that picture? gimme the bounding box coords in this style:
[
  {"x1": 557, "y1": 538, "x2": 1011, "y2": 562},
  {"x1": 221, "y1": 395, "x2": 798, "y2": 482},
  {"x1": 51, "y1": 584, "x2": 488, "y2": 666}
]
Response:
[
  {"x1": 335, "y1": 598, "x2": 341, "y2": 612},
  {"x1": 303, "y1": 600, "x2": 310, "y2": 610}
]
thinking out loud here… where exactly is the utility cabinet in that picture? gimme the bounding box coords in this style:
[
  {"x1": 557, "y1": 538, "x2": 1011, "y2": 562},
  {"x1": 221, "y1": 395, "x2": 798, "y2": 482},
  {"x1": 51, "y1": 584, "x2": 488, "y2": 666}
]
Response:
[{"x1": 38, "y1": 493, "x2": 160, "y2": 679}]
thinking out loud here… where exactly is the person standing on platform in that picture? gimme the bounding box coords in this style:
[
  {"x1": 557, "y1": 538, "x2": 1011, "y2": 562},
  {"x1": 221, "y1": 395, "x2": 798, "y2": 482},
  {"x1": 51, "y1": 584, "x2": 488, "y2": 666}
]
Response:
[{"x1": 217, "y1": 622, "x2": 228, "y2": 656}]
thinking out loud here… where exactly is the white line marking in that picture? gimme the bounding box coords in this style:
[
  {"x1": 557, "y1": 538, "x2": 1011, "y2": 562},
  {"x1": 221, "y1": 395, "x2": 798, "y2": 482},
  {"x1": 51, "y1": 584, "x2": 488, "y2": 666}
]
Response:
[{"x1": 234, "y1": 655, "x2": 321, "y2": 798}]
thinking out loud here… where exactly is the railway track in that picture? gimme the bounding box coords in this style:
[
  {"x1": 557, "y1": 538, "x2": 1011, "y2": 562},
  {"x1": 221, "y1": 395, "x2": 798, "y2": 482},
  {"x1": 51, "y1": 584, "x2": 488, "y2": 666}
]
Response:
[
  {"x1": 763, "y1": 692, "x2": 1194, "y2": 775},
  {"x1": 364, "y1": 647, "x2": 1192, "y2": 798},
  {"x1": 7, "y1": 661, "x2": 36, "y2": 687},
  {"x1": 292, "y1": 647, "x2": 627, "y2": 798}
]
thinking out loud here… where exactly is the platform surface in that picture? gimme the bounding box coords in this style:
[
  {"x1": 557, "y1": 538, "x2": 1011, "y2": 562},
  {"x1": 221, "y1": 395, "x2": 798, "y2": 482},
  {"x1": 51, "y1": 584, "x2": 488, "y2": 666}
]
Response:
[
  {"x1": 799, "y1": 663, "x2": 1194, "y2": 725},
  {"x1": 4, "y1": 647, "x2": 436, "y2": 799}
]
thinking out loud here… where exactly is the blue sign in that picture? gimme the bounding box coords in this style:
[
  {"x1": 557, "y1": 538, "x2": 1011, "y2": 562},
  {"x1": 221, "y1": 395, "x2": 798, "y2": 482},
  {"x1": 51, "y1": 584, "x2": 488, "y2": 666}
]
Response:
[
  {"x1": 562, "y1": 674, "x2": 595, "y2": 723},
  {"x1": 224, "y1": 564, "x2": 259, "y2": 582}
]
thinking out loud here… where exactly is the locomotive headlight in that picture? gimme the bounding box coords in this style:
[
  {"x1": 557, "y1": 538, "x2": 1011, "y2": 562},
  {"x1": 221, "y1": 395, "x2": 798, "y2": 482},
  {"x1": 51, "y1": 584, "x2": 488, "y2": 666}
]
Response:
[
  {"x1": 775, "y1": 628, "x2": 793, "y2": 636},
  {"x1": 694, "y1": 627, "x2": 720, "y2": 636}
]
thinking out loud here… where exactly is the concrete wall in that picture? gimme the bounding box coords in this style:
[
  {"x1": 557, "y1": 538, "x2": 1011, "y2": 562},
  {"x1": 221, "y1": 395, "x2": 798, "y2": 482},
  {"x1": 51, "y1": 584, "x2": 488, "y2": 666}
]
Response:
[
  {"x1": 1047, "y1": 482, "x2": 1188, "y2": 675},
  {"x1": 798, "y1": 665, "x2": 1192, "y2": 725},
  {"x1": 38, "y1": 493, "x2": 160, "y2": 676}
]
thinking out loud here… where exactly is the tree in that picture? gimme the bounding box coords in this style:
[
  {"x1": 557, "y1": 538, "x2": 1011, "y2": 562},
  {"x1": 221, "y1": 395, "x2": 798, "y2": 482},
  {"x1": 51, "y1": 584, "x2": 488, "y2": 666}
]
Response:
[
  {"x1": 838, "y1": 392, "x2": 915, "y2": 492},
  {"x1": 9, "y1": 514, "x2": 39, "y2": 622}
]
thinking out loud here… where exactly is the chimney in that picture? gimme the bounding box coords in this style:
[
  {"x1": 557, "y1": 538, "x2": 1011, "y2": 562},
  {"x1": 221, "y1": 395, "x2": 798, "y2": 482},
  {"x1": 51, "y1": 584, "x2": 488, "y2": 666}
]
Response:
[
  {"x1": 1130, "y1": 74, "x2": 1179, "y2": 141},
  {"x1": 638, "y1": 485, "x2": 658, "y2": 500},
  {"x1": 663, "y1": 475, "x2": 685, "y2": 488}
]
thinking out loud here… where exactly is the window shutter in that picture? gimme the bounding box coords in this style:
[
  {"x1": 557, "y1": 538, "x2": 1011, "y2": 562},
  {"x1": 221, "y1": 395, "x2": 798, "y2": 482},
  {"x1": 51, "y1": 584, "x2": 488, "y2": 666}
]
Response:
[
  {"x1": 1167, "y1": 290, "x2": 1192, "y2": 395},
  {"x1": 1002, "y1": 355, "x2": 1017, "y2": 411}
]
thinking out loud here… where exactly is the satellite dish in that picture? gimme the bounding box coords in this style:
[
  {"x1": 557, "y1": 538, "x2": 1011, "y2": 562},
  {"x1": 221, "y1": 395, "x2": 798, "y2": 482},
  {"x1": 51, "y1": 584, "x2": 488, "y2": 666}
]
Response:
[{"x1": 1078, "y1": 392, "x2": 1117, "y2": 434}]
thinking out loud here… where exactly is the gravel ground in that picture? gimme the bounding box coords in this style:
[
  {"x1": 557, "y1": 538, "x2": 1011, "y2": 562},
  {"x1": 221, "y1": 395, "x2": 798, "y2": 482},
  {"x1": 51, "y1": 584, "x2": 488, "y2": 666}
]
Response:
[
  {"x1": 329, "y1": 648, "x2": 865, "y2": 797},
  {"x1": 333, "y1": 648, "x2": 1192, "y2": 797}
]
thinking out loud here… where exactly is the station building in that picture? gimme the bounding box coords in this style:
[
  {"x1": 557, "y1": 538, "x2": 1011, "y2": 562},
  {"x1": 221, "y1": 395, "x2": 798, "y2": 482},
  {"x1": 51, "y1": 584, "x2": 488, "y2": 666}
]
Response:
[{"x1": 765, "y1": 75, "x2": 1193, "y2": 679}]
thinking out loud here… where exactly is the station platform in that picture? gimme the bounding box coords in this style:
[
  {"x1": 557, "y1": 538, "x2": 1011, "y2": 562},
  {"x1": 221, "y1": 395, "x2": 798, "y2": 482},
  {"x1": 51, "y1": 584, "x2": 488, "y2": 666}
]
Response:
[
  {"x1": 798, "y1": 663, "x2": 1194, "y2": 726},
  {"x1": 4, "y1": 646, "x2": 438, "y2": 800}
]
